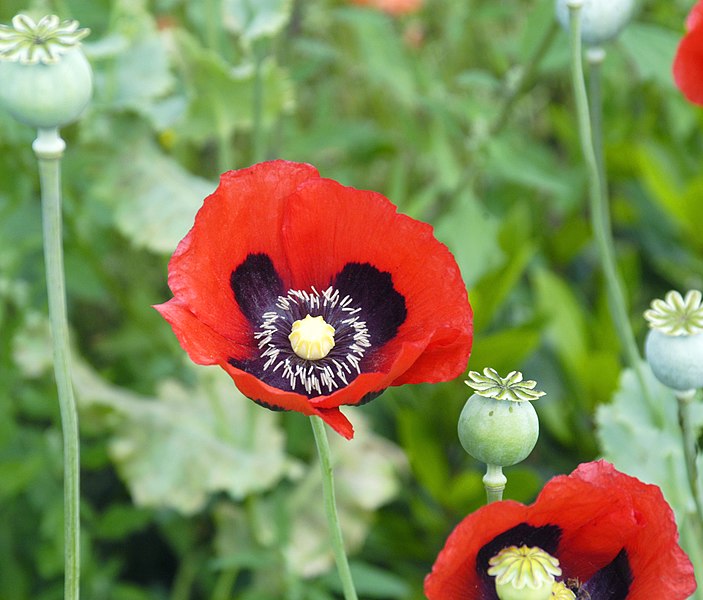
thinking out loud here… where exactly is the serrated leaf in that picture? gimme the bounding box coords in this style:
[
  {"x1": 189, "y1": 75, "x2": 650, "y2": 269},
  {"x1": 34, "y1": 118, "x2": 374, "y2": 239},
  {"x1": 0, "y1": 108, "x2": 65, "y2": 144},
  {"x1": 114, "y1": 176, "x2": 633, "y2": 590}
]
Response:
[
  {"x1": 596, "y1": 363, "x2": 703, "y2": 524},
  {"x1": 74, "y1": 362, "x2": 299, "y2": 515},
  {"x1": 94, "y1": 137, "x2": 214, "y2": 254}
]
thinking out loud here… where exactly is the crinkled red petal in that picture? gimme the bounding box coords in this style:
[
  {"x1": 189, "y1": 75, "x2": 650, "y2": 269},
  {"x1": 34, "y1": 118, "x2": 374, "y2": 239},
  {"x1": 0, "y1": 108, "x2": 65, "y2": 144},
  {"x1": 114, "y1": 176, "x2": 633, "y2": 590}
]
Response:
[
  {"x1": 221, "y1": 362, "x2": 355, "y2": 438},
  {"x1": 281, "y1": 177, "x2": 472, "y2": 385},
  {"x1": 166, "y1": 160, "x2": 320, "y2": 344},
  {"x1": 567, "y1": 461, "x2": 696, "y2": 599},
  {"x1": 425, "y1": 460, "x2": 696, "y2": 599},
  {"x1": 687, "y1": 0, "x2": 703, "y2": 31},
  {"x1": 154, "y1": 297, "x2": 246, "y2": 363},
  {"x1": 674, "y1": 25, "x2": 703, "y2": 106}
]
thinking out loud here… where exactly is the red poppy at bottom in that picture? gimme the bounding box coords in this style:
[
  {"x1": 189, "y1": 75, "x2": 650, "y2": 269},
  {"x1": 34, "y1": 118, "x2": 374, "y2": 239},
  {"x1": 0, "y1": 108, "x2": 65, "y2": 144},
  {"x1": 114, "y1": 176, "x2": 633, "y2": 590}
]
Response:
[
  {"x1": 155, "y1": 160, "x2": 472, "y2": 439},
  {"x1": 425, "y1": 460, "x2": 696, "y2": 600}
]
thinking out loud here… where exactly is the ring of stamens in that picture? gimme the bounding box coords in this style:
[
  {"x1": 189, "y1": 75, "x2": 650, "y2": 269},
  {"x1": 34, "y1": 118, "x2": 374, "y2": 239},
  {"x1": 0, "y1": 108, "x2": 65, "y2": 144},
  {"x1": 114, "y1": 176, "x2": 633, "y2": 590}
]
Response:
[{"x1": 254, "y1": 286, "x2": 371, "y2": 396}]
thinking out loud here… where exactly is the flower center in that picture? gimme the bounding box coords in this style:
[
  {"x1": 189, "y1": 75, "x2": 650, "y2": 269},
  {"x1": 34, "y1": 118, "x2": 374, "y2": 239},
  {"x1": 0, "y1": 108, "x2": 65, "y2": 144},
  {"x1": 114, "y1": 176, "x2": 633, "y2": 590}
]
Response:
[
  {"x1": 252, "y1": 286, "x2": 371, "y2": 396},
  {"x1": 288, "y1": 314, "x2": 336, "y2": 360},
  {"x1": 488, "y1": 545, "x2": 563, "y2": 600}
]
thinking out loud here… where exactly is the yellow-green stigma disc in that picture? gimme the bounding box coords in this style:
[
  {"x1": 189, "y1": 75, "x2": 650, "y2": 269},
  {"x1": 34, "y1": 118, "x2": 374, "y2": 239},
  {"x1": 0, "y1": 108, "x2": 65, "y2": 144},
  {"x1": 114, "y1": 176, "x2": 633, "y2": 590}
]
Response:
[
  {"x1": 288, "y1": 314, "x2": 336, "y2": 360},
  {"x1": 488, "y1": 545, "x2": 562, "y2": 600}
]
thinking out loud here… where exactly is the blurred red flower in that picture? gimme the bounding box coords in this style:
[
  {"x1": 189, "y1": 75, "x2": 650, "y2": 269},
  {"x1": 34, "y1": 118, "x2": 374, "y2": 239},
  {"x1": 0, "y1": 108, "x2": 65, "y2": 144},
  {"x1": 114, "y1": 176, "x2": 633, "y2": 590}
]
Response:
[
  {"x1": 425, "y1": 460, "x2": 696, "y2": 599},
  {"x1": 673, "y1": 0, "x2": 703, "y2": 104},
  {"x1": 156, "y1": 160, "x2": 472, "y2": 439},
  {"x1": 350, "y1": 0, "x2": 423, "y2": 16}
]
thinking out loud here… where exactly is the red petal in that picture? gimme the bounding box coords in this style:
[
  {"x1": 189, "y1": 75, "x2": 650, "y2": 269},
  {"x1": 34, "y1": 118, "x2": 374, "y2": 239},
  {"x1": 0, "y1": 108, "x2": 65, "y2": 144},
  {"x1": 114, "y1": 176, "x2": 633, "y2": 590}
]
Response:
[
  {"x1": 281, "y1": 178, "x2": 472, "y2": 386},
  {"x1": 674, "y1": 25, "x2": 703, "y2": 105},
  {"x1": 221, "y1": 362, "x2": 355, "y2": 438},
  {"x1": 687, "y1": 0, "x2": 703, "y2": 31},
  {"x1": 527, "y1": 461, "x2": 643, "y2": 581},
  {"x1": 424, "y1": 501, "x2": 528, "y2": 599},
  {"x1": 167, "y1": 160, "x2": 320, "y2": 343},
  {"x1": 154, "y1": 297, "x2": 245, "y2": 363},
  {"x1": 569, "y1": 461, "x2": 697, "y2": 599}
]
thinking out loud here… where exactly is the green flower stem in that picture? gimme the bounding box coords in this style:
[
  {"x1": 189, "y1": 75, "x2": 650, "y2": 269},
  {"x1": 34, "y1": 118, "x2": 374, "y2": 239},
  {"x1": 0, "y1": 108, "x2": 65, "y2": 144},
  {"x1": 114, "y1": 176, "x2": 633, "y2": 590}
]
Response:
[
  {"x1": 33, "y1": 127, "x2": 80, "y2": 600},
  {"x1": 483, "y1": 464, "x2": 507, "y2": 504},
  {"x1": 310, "y1": 416, "x2": 358, "y2": 600},
  {"x1": 211, "y1": 567, "x2": 239, "y2": 600},
  {"x1": 490, "y1": 19, "x2": 559, "y2": 135},
  {"x1": 675, "y1": 389, "x2": 703, "y2": 535},
  {"x1": 567, "y1": 5, "x2": 663, "y2": 426},
  {"x1": 586, "y1": 47, "x2": 606, "y2": 199}
]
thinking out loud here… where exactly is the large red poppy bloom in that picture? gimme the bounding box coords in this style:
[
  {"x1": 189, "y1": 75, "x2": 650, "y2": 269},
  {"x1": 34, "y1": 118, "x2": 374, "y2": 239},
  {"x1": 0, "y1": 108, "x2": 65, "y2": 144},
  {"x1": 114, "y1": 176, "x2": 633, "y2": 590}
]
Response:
[
  {"x1": 425, "y1": 460, "x2": 696, "y2": 599},
  {"x1": 155, "y1": 160, "x2": 472, "y2": 439},
  {"x1": 673, "y1": 0, "x2": 703, "y2": 105}
]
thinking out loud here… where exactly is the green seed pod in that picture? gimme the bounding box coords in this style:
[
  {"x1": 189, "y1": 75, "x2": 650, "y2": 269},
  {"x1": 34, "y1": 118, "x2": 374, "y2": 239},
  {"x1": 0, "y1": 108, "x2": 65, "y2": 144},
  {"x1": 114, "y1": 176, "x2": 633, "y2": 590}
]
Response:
[
  {"x1": 0, "y1": 14, "x2": 92, "y2": 128},
  {"x1": 459, "y1": 369, "x2": 544, "y2": 467},
  {"x1": 555, "y1": 0, "x2": 635, "y2": 47},
  {"x1": 644, "y1": 290, "x2": 703, "y2": 391},
  {"x1": 645, "y1": 330, "x2": 703, "y2": 391}
]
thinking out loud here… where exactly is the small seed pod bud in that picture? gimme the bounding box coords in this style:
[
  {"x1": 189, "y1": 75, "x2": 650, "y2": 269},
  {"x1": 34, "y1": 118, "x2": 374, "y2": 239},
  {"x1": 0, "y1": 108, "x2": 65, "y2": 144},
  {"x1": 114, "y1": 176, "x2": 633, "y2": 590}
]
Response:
[
  {"x1": 458, "y1": 368, "x2": 545, "y2": 467},
  {"x1": 555, "y1": 0, "x2": 635, "y2": 47},
  {"x1": 0, "y1": 14, "x2": 92, "y2": 128},
  {"x1": 644, "y1": 290, "x2": 703, "y2": 391}
]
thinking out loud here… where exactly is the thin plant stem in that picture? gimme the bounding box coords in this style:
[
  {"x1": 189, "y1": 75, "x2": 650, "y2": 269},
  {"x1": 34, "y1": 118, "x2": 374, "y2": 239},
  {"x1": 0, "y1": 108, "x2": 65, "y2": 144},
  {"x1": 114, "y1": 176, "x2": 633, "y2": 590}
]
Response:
[
  {"x1": 567, "y1": 5, "x2": 663, "y2": 426},
  {"x1": 309, "y1": 416, "x2": 358, "y2": 600},
  {"x1": 676, "y1": 389, "x2": 703, "y2": 534},
  {"x1": 490, "y1": 19, "x2": 560, "y2": 135},
  {"x1": 483, "y1": 464, "x2": 506, "y2": 504},
  {"x1": 251, "y1": 40, "x2": 267, "y2": 164},
  {"x1": 33, "y1": 127, "x2": 80, "y2": 600},
  {"x1": 586, "y1": 46, "x2": 607, "y2": 200},
  {"x1": 211, "y1": 567, "x2": 239, "y2": 600}
]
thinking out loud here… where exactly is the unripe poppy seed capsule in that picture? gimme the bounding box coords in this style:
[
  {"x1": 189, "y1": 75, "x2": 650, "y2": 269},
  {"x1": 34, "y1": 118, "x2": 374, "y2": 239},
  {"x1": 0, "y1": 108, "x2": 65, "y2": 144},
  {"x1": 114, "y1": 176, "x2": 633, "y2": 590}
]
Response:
[
  {"x1": 459, "y1": 369, "x2": 544, "y2": 467},
  {"x1": 644, "y1": 290, "x2": 703, "y2": 391},
  {"x1": 0, "y1": 15, "x2": 92, "y2": 129},
  {"x1": 555, "y1": 0, "x2": 635, "y2": 46}
]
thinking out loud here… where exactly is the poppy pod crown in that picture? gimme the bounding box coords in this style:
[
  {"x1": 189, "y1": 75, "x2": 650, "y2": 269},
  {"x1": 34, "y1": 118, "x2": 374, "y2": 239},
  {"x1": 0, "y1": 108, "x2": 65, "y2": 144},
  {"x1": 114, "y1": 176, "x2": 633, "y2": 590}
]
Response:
[{"x1": 155, "y1": 160, "x2": 473, "y2": 438}]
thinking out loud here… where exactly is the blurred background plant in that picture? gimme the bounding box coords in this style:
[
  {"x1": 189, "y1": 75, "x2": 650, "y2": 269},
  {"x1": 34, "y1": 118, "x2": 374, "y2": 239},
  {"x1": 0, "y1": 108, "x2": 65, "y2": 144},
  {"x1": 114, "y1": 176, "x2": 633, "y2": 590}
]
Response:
[{"x1": 1, "y1": 0, "x2": 702, "y2": 598}]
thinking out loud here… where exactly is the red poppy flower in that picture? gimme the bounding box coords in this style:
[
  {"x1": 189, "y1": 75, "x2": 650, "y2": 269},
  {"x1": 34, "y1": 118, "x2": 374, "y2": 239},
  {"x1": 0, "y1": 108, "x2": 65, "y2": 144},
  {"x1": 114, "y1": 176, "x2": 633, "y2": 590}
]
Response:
[
  {"x1": 673, "y1": 0, "x2": 703, "y2": 105},
  {"x1": 155, "y1": 160, "x2": 472, "y2": 439},
  {"x1": 425, "y1": 460, "x2": 696, "y2": 599}
]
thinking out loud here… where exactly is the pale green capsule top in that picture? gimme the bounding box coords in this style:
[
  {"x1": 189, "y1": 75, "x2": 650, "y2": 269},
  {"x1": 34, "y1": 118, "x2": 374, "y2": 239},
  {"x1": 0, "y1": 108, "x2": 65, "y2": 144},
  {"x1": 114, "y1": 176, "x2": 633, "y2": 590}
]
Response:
[{"x1": 0, "y1": 14, "x2": 92, "y2": 128}]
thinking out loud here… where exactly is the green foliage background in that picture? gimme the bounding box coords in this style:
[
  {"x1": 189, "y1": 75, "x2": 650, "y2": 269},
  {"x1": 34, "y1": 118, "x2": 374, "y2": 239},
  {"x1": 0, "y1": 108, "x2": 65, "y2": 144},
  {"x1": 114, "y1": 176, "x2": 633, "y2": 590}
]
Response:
[{"x1": 1, "y1": 0, "x2": 702, "y2": 598}]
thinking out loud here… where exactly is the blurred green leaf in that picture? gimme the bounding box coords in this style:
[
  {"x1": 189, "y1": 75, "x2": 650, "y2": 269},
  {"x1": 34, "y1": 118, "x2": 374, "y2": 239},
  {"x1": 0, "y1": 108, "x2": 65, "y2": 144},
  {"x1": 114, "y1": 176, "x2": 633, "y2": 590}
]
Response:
[
  {"x1": 222, "y1": 0, "x2": 293, "y2": 44},
  {"x1": 74, "y1": 363, "x2": 299, "y2": 514},
  {"x1": 93, "y1": 138, "x2": 214, "y2": 254},
  {"x1": 435, "y1": 191, "x2": 504, "y2": 290},
  {"x1": 324, "y1": 561, "x2": 411, "y2": 599},
  {"x1": 619, "y1": 23, "x2": 679, "y2": 88},
  {"x1": 172, "y1": 30, "x2": 294, "y2": 142},
  {"x1": 596, "y1": 364, "x2": 703, "y2": 525}
]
